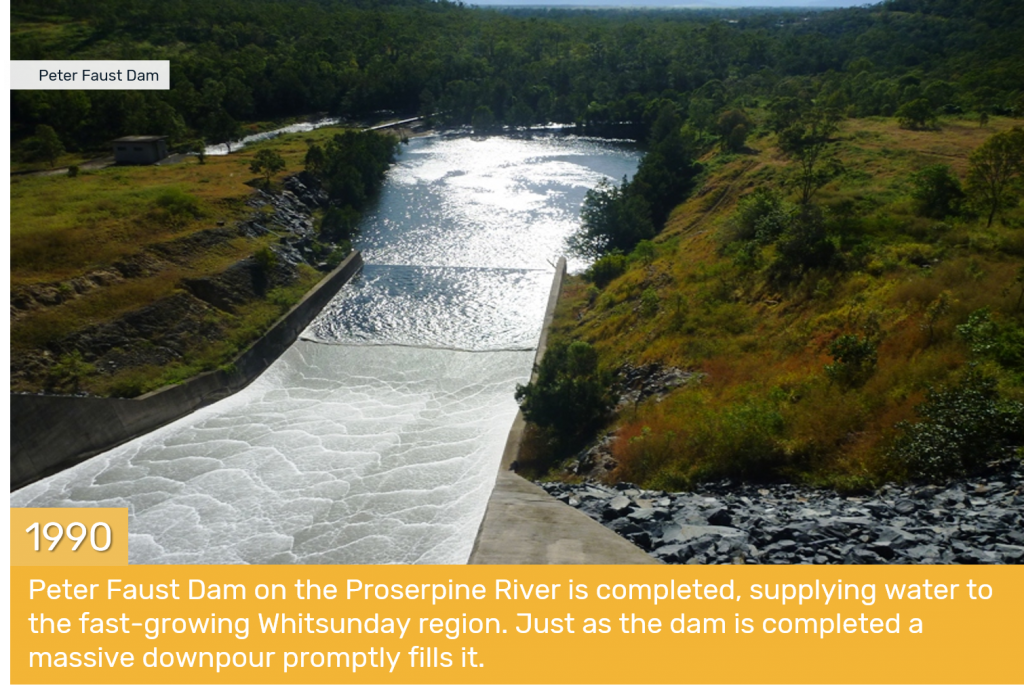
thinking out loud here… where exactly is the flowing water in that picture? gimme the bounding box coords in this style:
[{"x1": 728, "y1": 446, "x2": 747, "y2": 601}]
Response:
[{"x1": 12, "y1": 133, "x2": 640, "y2": 564}]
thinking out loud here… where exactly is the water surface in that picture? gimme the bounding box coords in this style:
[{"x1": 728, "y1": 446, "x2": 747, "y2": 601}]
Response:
[{"x1": 12, "y1": 134, "x2": 640, "y2": 564}]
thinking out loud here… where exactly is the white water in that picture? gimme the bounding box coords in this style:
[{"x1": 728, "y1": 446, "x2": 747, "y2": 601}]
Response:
[{"x1": 12, "y1": 134, "x2": 640, "y2": 564}]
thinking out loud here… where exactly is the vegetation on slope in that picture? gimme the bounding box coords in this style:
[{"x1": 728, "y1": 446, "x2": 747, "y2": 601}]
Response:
[
  {"x1": 11, "y1": 129, "x2": 398, "y2": 397},
  {"x1": 520, "y1": 113, "x2": 1024, "y2": 491}
]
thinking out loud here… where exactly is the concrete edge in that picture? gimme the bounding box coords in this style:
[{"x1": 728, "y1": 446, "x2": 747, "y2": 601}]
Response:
[
  {"x1": 468, "y1": 259, "x2": 659, "y2": 565},
  {"x1": 10, "y1": 252, "x2": 364, "y2": 491}
]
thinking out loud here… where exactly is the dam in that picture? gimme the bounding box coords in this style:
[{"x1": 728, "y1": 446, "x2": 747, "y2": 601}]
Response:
[{"x1": 11, "y1": 133, "x2": 640, "y2": 564}]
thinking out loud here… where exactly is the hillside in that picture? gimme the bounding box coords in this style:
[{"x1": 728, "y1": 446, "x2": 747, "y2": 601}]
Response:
[
  {"x1": 10, "y1": 127, "x2": 397, "y2": 397},
  {"x1": 522, "y1": 114, "x2": 1024, "y2": 491}
]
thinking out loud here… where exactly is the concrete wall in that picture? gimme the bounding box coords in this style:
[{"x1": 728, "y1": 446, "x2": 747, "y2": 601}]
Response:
[
  {"x1": 467, "y1": 260, "x2": 658, "y2": 564},
  {"x1": 11, "y1": 252, "x2": 363, "y2": 491}
]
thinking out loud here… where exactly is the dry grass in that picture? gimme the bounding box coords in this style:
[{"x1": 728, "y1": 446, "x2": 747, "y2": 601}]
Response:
[
  {"x1": 543, "y1": 115, "x2": 1024, "y2": 490},
  {"x1": 10, "y1": 129, "x2": 352, "y2": 395}
]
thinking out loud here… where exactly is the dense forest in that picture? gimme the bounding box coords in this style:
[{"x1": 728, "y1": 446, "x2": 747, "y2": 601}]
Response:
[{"x1": 11, "y1": 0, "x2": 1024, "y2": 157}]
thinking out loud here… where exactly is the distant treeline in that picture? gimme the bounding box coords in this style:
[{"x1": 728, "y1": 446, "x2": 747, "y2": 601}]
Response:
[{"x1": 11, "y1": 0, "x2": 1024, "y2": 155}]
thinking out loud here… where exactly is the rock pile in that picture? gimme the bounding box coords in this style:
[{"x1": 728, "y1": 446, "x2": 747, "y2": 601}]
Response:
[
  {"x1": 613, "y1": 362, "x2": 701, "y2": 411},
  {"x1": 540, "y1": 459, "x2": 1024, "y2": 564},
  {"x1": 11, "y1": 172, "x2": 341, "y2": 392}
]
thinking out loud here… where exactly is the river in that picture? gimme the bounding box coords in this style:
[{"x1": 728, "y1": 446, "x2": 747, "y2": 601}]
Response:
[{"x1": 11, "y1": 133, "x2": 640, "y2": 564}]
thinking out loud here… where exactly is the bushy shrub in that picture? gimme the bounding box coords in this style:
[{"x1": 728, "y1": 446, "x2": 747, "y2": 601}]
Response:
[
  {"x1": 724, "y1": 187, "x2": 787, "y2": 244},
  {"x1": 824, "y1": 333, "x2": 878, "y2": 388},
  {"x1": 889, "y1": 370, "x2": 1024, "y2": 481},
  {"x1": 515, "y1": 340, "x2": 614, "y2": 450},
  {"x1": 896, "y1": 98, "x2": 938, "y2": 130},
  {"x1": 320, "y1": 205, "x2": 361, "y2": 241},
  {"x1": 640, "y1": 288, "x2": 660, "y2": 317},
  {"x1": 768, "y1": 206, "x2": 836, "y2": 285},
  {"x1": 690, "y1": 400, "x2": 788, "y2": 482},
  {"x1": 151, "y1": 188, "x2": 203, "y2": 228},
  {"x1": 589, "y1": 253, "x2": 628, "y2": 288},
  {"x1": 910, "y1": 165, "x2": 964, "y2": 219},
  {"x1": 956, "y1": 309, "x2": 1024, "y2": 370}
]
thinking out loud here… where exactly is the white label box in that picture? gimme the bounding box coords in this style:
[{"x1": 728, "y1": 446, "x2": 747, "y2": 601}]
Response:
[{"x1": 12, "y1": 61, "x2": 170, "y2": 90}]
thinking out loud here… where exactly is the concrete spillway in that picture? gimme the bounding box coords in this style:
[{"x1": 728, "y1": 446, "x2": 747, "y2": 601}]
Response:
[{"x1": 11, "y1": 134, "x2": 640, "y2": 564}]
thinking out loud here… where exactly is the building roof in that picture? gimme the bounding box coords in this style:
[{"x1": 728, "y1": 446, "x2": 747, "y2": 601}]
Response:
[{"x1": 111, "y1": 136, "x2": 168, "y2": 143}]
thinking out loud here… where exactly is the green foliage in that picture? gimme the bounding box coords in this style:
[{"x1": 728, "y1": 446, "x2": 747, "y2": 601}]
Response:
[
  {"x1": 325, "y1": 244, "x2": 352, "y2": 268},
  {"x1": 307, "y1": 131, "x2": 399, "y2": 211},
  {"x1": 778, "y1": 107, "x2": 843, "y2": 206},
  {"x1": 717, "y1": 109, "x2": 753, "y2": 152},
  {"x1": 11, "y1": 0, "x2": 1024, "y2": 158},
  {"x1": 966, "y1": 127, "x2": 1024, "y2": 227},
  {"x1": 250, "y1": 148, "x2": 285, "y2": 186},
  {"x1": 956, "y1": 309, "x2": 1024, "y2": 370},
  {"x1": 724, "y1": 187, "x2": 789, "y2": 244},
  {"x1": 305, "y1": 144, "x2": 325, "y2": 175},
  {"x1": 589, "y1": 253, "x2": 627, "y2": 288},
  {"x1": 320, "y1": 205, "x2": 361, "y2": 241},
  {"x1": 692, "y1": 400, "x2": 787, "y2": 482},
  {"x1": 910, "y1": 165, "x2": 964, "y2": 219},
  {"x1": 824, "y1": 334, "x2": 878, "y2": 388},
  {"x1": 576, "y1": 178, "x2": 655, "y2": 256},
  {"x1": 202, "y1": 110, "x2": 241, "y2": 151},
  {"x1": 575, "y1": 126, "x2": 700, "y2": 257},
  {"x1": 921, "y1": 290, "x2": 952, "y2": 345},
  {"x1": 151, "y1": 188, "x2": 204, "y2": 228},
  {"x1": 640, "y1": 288, "x2": 660, "y2": 318},
  {"x1": 47, "y1": 351, "x2": 94, "y2": 393},
  {"x1": 177, "y1": 139, "x2": 206, "y2": 164},
  {"x1": 515, "y1": 340, "x2": 614, "y2": 450},
  {"x1": 67, "y1": 165, "x2": 79, "y2": 178},
  {"x1": 631, "y1": 240, "x2": 657, "y2": 267},
  {"x1": 26, "y1": 124, "x2": 65, "y2": 168},
  {"x1": 895, "y1": 98, "x2": 937, "y2": 130},
  {"x1": 471, "y1": 105, "x2": 496, "y2": 133},
  {"x1": 254, "y1": 245, "x2": 278, "y2": 273},
  {"x1": 768, "y1": 206, "x2": 837, "y2": 285},
  {"x1": 890, "y1": 370, "x2": 1024, "y2": 481}
]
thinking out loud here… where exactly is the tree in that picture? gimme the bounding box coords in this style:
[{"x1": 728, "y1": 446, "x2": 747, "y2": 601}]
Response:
[
  {"x1": 515, "y1": 340, "x2": 614, "y2": 449},
  {"x1": 778, "y1": 108, "x2": 843, "y2": 206},
  {"x1": 910, "y1": 165, "x2": 964, "y2": 219},
  {"x1": 575, "y1": 178, "x2": 654, "y2": 256},
  {"x1": 896, "y1": 98, "x2": 938, "y2": 130},
  {"x1": 250, "y1": 148, "x2": 285, "y2": 186},
  {"x1": 965, "y1": 127, "x2": 1024, "y2": 227},
  {"x1": 202, "y1": 110, "x2": 242, "y2": 153},
  {"x1": 471, "y1": 105, "x2": 495, "y2": 134},
  {"x1": 177, "y1": 139, "x2": 206, "y2": 164},
  {"x1": 31, "y1": 125, "x2": 65, "y2": 168},
  {"x1": 768, "y1": 205, "x2": 836, "y2": 285},
  {"x1": 824, "y1": 334, "x2": 878, "y2": 388},
  {"x1": 717, "y1": 109, "x2": 753, "y2": 152}
]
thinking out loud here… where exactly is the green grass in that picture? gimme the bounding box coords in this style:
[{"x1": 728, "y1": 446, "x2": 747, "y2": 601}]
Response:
[
  {"x1": 11, "y1": 130, "x2": 353, "y2": 396},
  {"x1": 533, "y1": 116, "x2": 1024, "y2": 490}
]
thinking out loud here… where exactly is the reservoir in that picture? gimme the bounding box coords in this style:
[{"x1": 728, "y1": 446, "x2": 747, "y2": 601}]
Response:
[{"x1": 11, "y1": 133, "x2": 640, "y2": 564}]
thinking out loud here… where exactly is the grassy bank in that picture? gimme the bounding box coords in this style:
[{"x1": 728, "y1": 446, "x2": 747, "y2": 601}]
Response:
[
  {"x1": 528, "y1": 115, "x2": 1024, "y2": 492},
  {"x1": 10, "y1": 126, "x2": 356, "y2": 396}
]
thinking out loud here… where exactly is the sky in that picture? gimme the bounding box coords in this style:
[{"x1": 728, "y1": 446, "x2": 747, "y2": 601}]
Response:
[{"x1": 466, "y1": 0, "x2": 867, "y2": 8}]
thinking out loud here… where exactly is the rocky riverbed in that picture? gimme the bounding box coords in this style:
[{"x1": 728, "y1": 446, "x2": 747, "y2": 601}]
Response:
[{"x1": 539, "y1": 458, "x2": 1024, "y2": 564}]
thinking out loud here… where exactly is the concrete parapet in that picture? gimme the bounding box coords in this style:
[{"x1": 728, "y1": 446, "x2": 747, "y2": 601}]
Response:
[{"x1": 469, "y1": 259, "x2": 659, "y2": 565}]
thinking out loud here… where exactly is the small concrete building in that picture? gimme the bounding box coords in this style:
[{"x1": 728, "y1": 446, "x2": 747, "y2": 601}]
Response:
[{"x1": 111, "y1": 136, "x2": 168, "y2": 164}]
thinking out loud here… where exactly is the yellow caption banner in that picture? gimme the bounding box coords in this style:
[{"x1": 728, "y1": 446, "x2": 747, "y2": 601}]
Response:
[{"x1": 10, "y1": 511, "x2": 1023, "y2": 685}]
